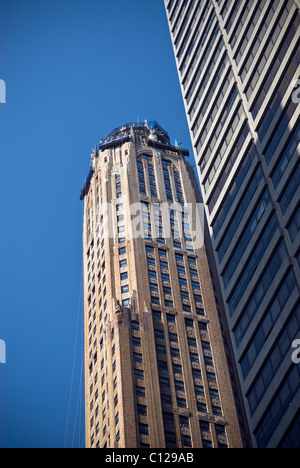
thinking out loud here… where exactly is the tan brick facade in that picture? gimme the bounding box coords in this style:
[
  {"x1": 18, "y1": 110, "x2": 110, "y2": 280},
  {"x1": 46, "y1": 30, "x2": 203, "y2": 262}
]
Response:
[{"x1": 81, "y1": 122, "x2": 243, "y2": 448}]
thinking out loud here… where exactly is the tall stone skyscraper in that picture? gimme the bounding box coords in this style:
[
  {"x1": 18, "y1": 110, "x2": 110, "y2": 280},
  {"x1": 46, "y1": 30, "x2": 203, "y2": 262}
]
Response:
[
  {"x1": 164, "y1": 0, "x2": 300, "y2": 448},
  {"x1": 81, "y1": 121, "x2": 243, "y2": 449}
]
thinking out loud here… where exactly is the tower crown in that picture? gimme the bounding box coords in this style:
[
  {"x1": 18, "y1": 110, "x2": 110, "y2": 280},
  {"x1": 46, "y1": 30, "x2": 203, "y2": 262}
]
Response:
[{"x1": 103, "y1": 120, "x2": 170, "y2": 145}]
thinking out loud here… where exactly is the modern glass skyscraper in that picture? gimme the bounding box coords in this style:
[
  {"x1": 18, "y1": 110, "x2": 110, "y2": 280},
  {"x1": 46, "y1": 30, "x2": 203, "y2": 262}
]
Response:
[
  {"x1": 81, "y1": 121, "x2": 243, "y2": 448},
  {"x1": 164, "y1": 0, "x2": 300, "y2": 448}
]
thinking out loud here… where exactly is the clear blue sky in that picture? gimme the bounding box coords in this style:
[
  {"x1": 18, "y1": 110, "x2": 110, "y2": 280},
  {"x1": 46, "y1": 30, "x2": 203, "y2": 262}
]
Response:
[{"x1": 0, "y1": 0, "x2": 194, "y2": 448}]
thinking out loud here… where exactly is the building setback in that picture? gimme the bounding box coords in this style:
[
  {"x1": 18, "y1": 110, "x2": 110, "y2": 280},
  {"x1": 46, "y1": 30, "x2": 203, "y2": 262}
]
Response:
[
  {"x1": 81, "y1": 121, "x2": 243, "y2": 448},
  {"x1": 164, "y1": 0, "x2": 300, "y2": 448}
]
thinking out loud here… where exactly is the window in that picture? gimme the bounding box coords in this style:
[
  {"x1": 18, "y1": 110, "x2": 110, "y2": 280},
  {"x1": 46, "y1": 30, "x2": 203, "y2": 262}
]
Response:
[
  {"x1": 175, "y1": 380, "x2": 185, "y2": 391},
  {"x1": 139, "y1": 423, "x2": 149, "y2": 435},
  {"x1": 181, "y1": 290, "x2": 190, "y2": 300},
  {"x1": 121, "y1": 285, "x2": 129, "y2": 294},
  {"x1": 158, "y1": 360, "x2": 168, "y2": 370},
  {"x1": 119, "y1": 247, "x2": 126, "y2": 256},
  {"x1": 167, "y1": 313, "x2": 176, "y2": 323},
  {"x1": 188, "y1": 337, "x2": 197, "y2": 347},
  {"x1": 171, "y1": 348, "x2": 180, "y2": 359},
  {"x1": 151, "y1": 296, "x2": 160, "y2": 305},
  {"x1": 213, "y1": 406, "x2": 223, "y2": 416},
  {"x1": 176, "y1": 253, "x2": 184, "y2": 262},
  {"x1": 165, "y1": 432, "x2": 176, "y2": 443},
  {"x1": 161, "y1": 394, "x2": 172, "y2": 405},
  {"x1": 272, "y1": 122, "x2": 300, "y2": 189},
  {"x1": 205, "y1": 356, "x2": 214, "y2": 367},
  {"x1": 156, "y1": 344, "x2": 166, "y2": 355},
  {"x1": 121, "y1": 272, "x2": 128, "y2": 281},
  {"x1": 193, "y1": 369, "x2": 202, "y2": 380},
  {"x1": 163, "y1": 413, "x2": 174, "y2": 425},
  {"x1": 222, "y1": 189, "x2": 271, "y2": 287},
  {"x1": 190, "y1": 353, "x2": 199, "y2": 363},
  {"x1": 173, "y1": 364, "x2": 182, "y2": 375},
  {"x1": 195, "y1": 385, "x2": 204, "y2": 396},
  {"x1": 180, "y1": 416, "x2": 189, "y2": 428},
  {"x1": 279, "y1": 163, "x2": 300, "y2": 216},
  {"x1": 215, "y1": 424, "x2": 226, "y2": 436},
  {"x1": 179, "y1": 277, "x2": 187, "y2": 286},
  {"x1": 153, "y1": 310, "x2": 161, "y2": 320},
  {"x1": 240, "y1": 270, "x2": 297, "y2": 378},
  {"x1": 136, "y1": 386, "x2": 146, "y2": 397},
  {"x1": 117, "y1": 214, "x2": 124, "y2": 223},
  {"x1": 182, "y1": 435, "x2": 192, "y2": 447},
  {"x1": 197, "y1": 402, "x2": 207, "y2": 413},
  {"x1": 147, "y1": 257, "x2": 156, "y2": 266},
  {"x1": 113, "y1": 376, "x2": 118, "y2": 389},
  {"x1": 169, "y1": 333, "x2": 178, "y2": 343},
  {"x1": 200, "y1": 420, "x2": 210, "y2": 433},
  {"x1": 150, "y1": 283, "x2": 159, "y2": 293},
  {"x1": 177, "y1": 398, "x2": 187, "y2": 408},
  {"x1": 202, "y1": 440, "x2": 213, "y2": 448},
  {"x1": 248, "y1": 304, "x2": 300, "y2": 416},
  {"x1": 158, "y1": 248, "x2": 167, "y2": 257},
  {"x1": 207, "y1": 372, "x2": 216, "y2": 382},
  {"x1": 131, "y1": 321, "x2": 140, "y2": 331},
  {"x1": 148, "y1": 270, "x2": 157, "y2": 279},
  {"x1": 135, "y1": 368, "x2": 144, "y2": 379},
  {"x1": 185, "y1": 318, "x2": 194, "y2": 328},
  {"x1": 228, "y1": 214, "x2": 279, "y2": 314},
  {"x1": 120, "y1": 259, "x2": 127, "y2": 268},
  {"x1": 210, "y1": 389, "x2": 220, "y2": 400},
  {"x1": 132, "y1": 337, "x2": 141, "y2": 347},
  {"x1": 160, "y1": 377, "x2": 170, "y2": 387},
  {"x1": 234, "y1": 241, "x2": 287, "y2": 342},
  {"x1": 212, "y1": 143, "x2": 258, "y2": 234},
  {"x1": 177, "y1": 265, "x2": 186, "y2": 274},
  {"x1": 155, "y1": 329, "x2": 164, "y2": 340},
  {"x1": 137, "y1": 404, "x2": 147, "y2": 416}
]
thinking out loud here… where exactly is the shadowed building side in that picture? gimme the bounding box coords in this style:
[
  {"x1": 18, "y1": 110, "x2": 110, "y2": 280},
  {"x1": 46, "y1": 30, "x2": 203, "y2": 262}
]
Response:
[{"x1": 164, "y1": 0, "x2": 300, "y2": 448}]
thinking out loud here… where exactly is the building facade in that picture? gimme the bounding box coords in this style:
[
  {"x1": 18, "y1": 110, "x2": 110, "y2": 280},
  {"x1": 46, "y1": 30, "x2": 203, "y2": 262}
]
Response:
[
  {"x1": 164, "y1": 0, "x2": 300, "y2": 448},
  {"x1": 81, "y1": 121, "x2": 243, "y2": 448}
]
